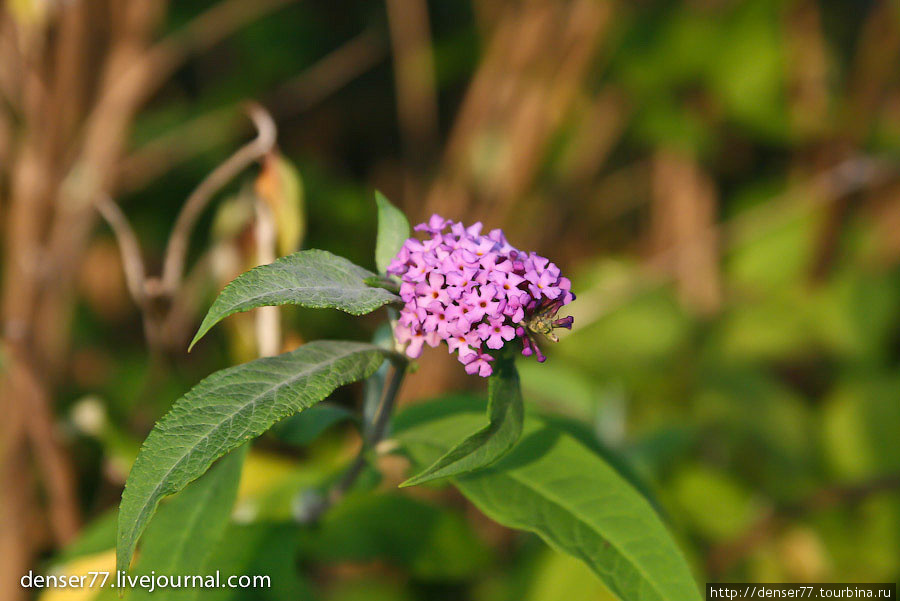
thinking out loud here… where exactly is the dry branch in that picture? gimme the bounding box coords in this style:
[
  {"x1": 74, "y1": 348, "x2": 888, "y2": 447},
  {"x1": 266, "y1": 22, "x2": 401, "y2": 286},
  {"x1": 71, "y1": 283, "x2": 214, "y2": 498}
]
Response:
[
  {"x1": 120, "y1": 29, "x2": 387, "y2": 192},
  {"x1": 94, "y1": 194, "x2": 147, "y2": 305},
  {"x1": 386, "y1": 0, "x2": 440, "y2": 197},
  {"x1": 162, "y1": 103, "x2": 277, "y2": 293}
]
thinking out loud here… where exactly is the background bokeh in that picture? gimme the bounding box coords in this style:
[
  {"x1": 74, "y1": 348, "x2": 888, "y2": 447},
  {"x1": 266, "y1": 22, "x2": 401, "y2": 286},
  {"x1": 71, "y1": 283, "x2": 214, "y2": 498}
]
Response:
[{"x1": 1, "y1": 0, "x2": 899, "y2": 600}]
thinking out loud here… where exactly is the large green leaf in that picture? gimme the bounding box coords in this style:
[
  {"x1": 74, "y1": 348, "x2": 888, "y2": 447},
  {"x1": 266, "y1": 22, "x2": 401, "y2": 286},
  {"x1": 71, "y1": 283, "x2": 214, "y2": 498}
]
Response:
[
  {"x1": 129, "y1": 446, "x2": 246, "y2": 601},
  {"x1": 297, "y1": 492, "x2": 491, "y2": 580},
  {"x1": 190, "y1": 250, "x2": 400, "y2": 349},
  {"x1": 200, "y1": 523, "x2": 313, "y2": 601},
  {"x1": 117, "y1": 340, "x2": 393, "y2": 575},
  {"x1": 400, "y1": 354, "x2": 523, "y2": 487},
  {"x1": 394, "y1": 404, "x2": 701, "y2": 601},
  {"x1": 374, "y1": 191, "x2": 410, "y2": 274},
  {"x1": 537, "y1": 414, "x2": 663, "y2": 514}
]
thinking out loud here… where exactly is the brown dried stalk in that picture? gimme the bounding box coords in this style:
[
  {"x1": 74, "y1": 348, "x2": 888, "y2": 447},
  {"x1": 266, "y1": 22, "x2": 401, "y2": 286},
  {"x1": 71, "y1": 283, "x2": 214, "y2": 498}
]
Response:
[
  {"x1": 120, "y1": 29, "x2": 387, "y2": 192},
  {"x1": 161, "y1": 103, "x2": 277, "y2": 294},
  {"x1": 385, "y1": 0, "x2": 440, "y2": 198},
  {"x1": 94, "y1": 195, "x2": 148, "y2": 305},
  {"x1": 92, "y1": 103, "x2": 276, "y2": 352}
]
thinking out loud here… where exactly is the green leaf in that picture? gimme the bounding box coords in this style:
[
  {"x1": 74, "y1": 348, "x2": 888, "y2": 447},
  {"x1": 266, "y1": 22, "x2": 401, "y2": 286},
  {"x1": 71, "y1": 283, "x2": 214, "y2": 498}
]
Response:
[
  {"x1": 537, "y1": 413, "x2": 663, "y2": 515},
  {"x1": 190, "y1": 250, "x2": 400, "y2": 350},
  {"x1": 129, "y1": 446, "x2": 246, "y2": 601},
  {"x1": 400, "y1": 354, "x2": 524, "y2": 487},
  {"x1": 526, "y1": 551, "x2": 619, "y2": 601},
  {"x1": 297, "y1": 492, "x2": 491, "y2": 580},
  {"x1": 374, "y1": 191, "x2": 410, "y2": 274},
  {"x1": 395, "y1": 405, "x2": 701, "y2": 601},
  {"x1": 117, "y1": 340, "x2": 394, "y2": 575},
  {"x1": 201, "y1": 522, "x2": 313, "y2": 601}
]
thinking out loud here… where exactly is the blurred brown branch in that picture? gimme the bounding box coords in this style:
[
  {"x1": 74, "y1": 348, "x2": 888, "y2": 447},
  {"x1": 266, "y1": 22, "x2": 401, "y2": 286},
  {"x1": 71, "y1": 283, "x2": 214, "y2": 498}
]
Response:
[
  {"x1": 272, "y1": 29, "x2": 388, "y2": 117},
  {"x1": 119, "y1": 29, "x2": 387, "y2": 192},
  {"x1": 424, "y1": 0, "x2": 611, "y2": 230},
  {"x1": 0, "y1": 3, "x2": 294, "y2": 595},
  {"x1": 96, "y1": 0, "x2": 298, "y2": 122},
  {"x1": 17, "y1": 356, "x2": 81, "y2": 546},
  {"x1": 162, "y1": 103, "x2": 276, "y2": 294},
  {"x1": 94, "y1": 104, "x2": 277, "y2": 350},
  {"x1": 650, "y1": 150, "x2": 722, "y2": 314},
  {"x1": 117, "y1": 105, "x2": 241, "y2": 193},
  {"x1": 385, "y1": 0, "x2": 440, "y2": 200},
  {"x1": 94, "y1": 194, "x2": 148, "y2": 305}
]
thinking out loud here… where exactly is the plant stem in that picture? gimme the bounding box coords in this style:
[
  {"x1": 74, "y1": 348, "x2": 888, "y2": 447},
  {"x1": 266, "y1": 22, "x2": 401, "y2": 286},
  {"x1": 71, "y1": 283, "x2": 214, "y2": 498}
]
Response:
[
  {"x1": 297, "y1": 357, "x2": 407, "y2": 523},
  {"x1": 365, "y1": 359, "x2": 405, "y2": 446}
]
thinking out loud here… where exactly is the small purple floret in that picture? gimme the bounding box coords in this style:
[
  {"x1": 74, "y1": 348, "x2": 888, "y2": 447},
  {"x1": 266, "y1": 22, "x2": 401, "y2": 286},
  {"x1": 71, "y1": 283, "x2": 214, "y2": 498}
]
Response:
[{"x1": 389, "y1": 214, "x2": 575, "y2": 377}]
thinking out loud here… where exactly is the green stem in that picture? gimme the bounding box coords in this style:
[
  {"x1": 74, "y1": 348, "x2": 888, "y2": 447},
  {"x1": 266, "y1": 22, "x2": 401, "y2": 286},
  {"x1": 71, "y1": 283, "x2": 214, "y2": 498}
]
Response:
[
  {"x1": 365, "y1": 358, "x2": 405, "y2": 445},
  {"x1": 298, "y1": 356, "x2": 406, "y2": 523}
]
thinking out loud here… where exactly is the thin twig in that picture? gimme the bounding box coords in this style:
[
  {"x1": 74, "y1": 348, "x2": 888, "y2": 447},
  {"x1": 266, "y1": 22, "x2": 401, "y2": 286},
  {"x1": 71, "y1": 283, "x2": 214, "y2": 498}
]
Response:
[
  {"x1": 385, "y1": 0, "x2": 440, "y2": 164},
  {"x1": 94, "y1": 194, "x2": 147, "y2": 305},
  {"x1": 365, "y1": 360, "x2": 406, "y2": 446},
  {"x1": 161, "y1": 103, "x2": 276, "y2": 293},
  {"x1": 95, "y1": 106, "x2": 277, "y2": 349},
  {"x1": 117, "y1": 105, "x2": 240, "y2": 193},
  {"x1": 103, "y1": 0, "x2": 297, "y2": 115},
  {"x1": 270, "y1": 29, "x2": 387, "y2": 118},
  {"x1": 336, "y1": 362, "x2": 406, "y2": 495},
  {"x1": 299, "y1": 359, "x2": 407, "y2": 523},
  {"x1": 148, "y1": 0, "x2": 298, "y2": 84},
  {"x1": 13, "y1": 354, "x2": 81, "y2": 544},
  {"x1": 119, "y1": 30, "x2": 386, "y2": 192},
  {"x1": 159, "y1": 244, "x2": 221, "y2": 348}
]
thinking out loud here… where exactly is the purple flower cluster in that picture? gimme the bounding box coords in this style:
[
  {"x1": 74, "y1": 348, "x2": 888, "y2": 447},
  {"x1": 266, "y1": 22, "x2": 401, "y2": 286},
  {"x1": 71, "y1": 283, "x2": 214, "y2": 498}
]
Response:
[{"x1": 387, "y1": 214, "x2": 575, "y2": 377}]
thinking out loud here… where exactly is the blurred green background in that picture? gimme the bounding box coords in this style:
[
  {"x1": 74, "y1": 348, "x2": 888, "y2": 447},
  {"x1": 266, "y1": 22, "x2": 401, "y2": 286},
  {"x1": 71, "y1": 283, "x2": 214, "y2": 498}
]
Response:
[{"x1": 1, "y1": 0, "x2": 899, "y2": 600}]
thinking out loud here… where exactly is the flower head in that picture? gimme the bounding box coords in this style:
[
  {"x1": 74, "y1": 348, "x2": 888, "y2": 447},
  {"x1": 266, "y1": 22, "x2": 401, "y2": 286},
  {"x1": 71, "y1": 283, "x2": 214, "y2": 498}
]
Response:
[{"x1": 388, "y1": 214, "x2": 575, "y2": 376}]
